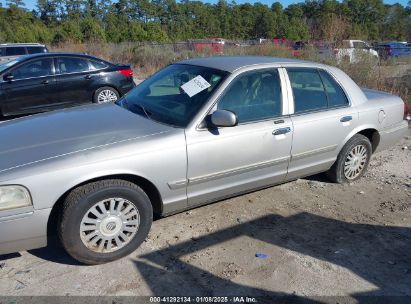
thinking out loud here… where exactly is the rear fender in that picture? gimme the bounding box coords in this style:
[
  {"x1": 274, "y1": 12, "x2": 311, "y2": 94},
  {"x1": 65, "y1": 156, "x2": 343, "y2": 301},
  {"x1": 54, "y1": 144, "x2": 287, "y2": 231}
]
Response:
[{"x1": 338, "y1": 124, "x2": 380, "y2": 155}]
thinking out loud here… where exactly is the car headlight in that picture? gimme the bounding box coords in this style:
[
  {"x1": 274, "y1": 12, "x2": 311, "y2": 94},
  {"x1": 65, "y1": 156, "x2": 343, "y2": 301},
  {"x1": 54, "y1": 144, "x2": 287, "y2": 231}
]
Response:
[{"x1": 0, "y1": 185, "x2": 32, "y2": 211}]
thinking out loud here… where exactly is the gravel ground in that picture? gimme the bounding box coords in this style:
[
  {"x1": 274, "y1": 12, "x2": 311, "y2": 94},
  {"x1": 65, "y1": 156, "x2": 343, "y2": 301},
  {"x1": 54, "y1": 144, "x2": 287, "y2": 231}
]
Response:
[{"x1": 0, "y1": 129, "x2": 410, "y2": 300}]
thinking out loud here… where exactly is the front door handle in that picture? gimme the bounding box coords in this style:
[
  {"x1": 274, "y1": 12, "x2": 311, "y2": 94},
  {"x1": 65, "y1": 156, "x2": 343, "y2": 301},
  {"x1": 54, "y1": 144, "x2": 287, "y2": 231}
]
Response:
[
  {"x1": 340, "y1": 116, "x2": 352, "y2": 122},
  {"x1": 273, "y1": 127, "x2": 291, "y2": 136},
  {"x1": 42, "y1": 80, "x2": 49, "y2": 85},
  {"x1": 85, "y1": 75, "x2": 92, "y2": 80}
]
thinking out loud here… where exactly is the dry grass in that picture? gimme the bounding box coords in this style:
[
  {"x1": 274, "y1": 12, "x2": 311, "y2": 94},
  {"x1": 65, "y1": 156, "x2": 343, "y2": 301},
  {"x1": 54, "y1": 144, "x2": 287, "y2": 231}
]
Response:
[{"x1": 52, "y1": 42, "x2": 410, "y2": 107}]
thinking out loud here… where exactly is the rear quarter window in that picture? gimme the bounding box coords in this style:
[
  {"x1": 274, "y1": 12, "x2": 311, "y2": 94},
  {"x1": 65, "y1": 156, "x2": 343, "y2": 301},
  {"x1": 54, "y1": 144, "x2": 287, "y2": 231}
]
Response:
[
  {"x1": 26, "y1": 47, "x2": 48, "y2": 54},
  {"x1": 89, "y1": 59, "x2": 108, "y2": 70}
]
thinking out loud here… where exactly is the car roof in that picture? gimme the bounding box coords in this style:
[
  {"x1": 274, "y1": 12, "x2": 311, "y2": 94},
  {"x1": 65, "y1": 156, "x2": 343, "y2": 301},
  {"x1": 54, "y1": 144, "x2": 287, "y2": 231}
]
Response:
[
  {"x1": 379, "y1": 42, "x2": 405, "y2": 45},
  {"x1": 0, "y1": 43, "x2": 46, "y2": 47},
  {"x1": 178, "y1": 56, "x2": 314, "y2": 72},
  {"x1": 13, "y1": 52, "x2": 107, "y2": 62}
]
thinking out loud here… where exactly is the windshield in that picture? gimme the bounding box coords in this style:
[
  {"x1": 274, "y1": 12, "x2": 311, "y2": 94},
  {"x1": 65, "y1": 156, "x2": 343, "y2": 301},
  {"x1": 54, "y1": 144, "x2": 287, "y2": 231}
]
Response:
[
  {"x1": 0, "y1": 59, "x2": 18, "y2": 73},
  {"x1": 116, "y1": 64, "x2": 228, "y2": 128}
]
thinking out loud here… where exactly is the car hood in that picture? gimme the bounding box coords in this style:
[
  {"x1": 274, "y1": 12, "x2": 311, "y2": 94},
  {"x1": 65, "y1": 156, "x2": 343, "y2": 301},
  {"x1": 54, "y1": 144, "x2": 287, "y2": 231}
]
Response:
[{"x1": 0, "y1": 104, "x2": 172, "y2": 173}]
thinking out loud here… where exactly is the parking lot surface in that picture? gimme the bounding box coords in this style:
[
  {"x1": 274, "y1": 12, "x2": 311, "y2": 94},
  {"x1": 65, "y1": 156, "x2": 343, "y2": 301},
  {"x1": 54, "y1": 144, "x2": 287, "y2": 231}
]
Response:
[{"x1": 0, "y1": 129, "x2": 410, "y2": 299}]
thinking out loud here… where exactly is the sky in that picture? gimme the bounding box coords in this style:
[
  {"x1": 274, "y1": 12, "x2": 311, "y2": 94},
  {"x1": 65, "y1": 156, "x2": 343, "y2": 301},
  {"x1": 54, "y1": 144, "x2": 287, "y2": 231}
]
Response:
[{"x1": 6, "y1": 0, "x2": 410, "y2": 12}]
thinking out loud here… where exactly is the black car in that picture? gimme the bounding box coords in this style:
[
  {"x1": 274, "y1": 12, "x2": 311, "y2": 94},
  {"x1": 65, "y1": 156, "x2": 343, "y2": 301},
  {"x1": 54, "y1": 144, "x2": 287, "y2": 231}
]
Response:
[{"x1": 0, "y1": 53, "x2": 135, "y2": 118}]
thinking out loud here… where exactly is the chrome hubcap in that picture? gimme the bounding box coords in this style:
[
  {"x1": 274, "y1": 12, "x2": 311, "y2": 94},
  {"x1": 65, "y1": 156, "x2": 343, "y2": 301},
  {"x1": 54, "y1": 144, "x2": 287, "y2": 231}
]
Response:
[
  {"x1": 97, "y1": 89, "x2": 118, "y2": 103},
  {"x1": 80, "y1": 198, "x2": 140, "y2": 253},
  {"x1": 344, "y1": 145, "x2": 368, "y2": 180}
]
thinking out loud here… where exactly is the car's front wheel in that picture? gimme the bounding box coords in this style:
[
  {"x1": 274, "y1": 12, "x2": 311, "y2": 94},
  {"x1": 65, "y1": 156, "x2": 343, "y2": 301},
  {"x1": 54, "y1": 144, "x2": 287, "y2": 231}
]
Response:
[
  {"x1": 327, "y1": 134, "x2": 372, "y2": 183},
  {"x1": 59, "y1": 179, "x2": 153, "y2": 265},
  {"x1": 94, "y1": 87, "x2": 120, "y2": 104}
]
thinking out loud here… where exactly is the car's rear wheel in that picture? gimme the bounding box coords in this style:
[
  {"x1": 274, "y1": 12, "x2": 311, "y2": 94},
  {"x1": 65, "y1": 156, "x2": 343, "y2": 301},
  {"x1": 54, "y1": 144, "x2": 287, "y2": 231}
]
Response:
[
  {"x1": 326, "y1": 134, "x2": 372, "y2": 183},
  {"x1": 94, "y1": 87, "x2": 119, "y2": 104},
  {"x1": 59, "y1": 179, "x2": 153, "y2": 265}
]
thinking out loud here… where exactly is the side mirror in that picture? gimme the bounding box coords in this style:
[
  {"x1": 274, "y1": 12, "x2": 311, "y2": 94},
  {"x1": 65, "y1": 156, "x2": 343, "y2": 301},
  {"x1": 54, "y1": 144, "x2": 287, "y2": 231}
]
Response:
[
  {"x1": 211, "y1": 109, "x2": 238, "y2": 127},
  {"x1": 3, "y1": 73, "x2": 14, "y2": 81}
]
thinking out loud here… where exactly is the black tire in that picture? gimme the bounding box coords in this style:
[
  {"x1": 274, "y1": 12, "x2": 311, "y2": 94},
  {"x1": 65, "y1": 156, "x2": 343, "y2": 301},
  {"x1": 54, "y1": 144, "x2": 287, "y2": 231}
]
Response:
[
  {"x1": 59, "y1": 179, "x2": 153, "y2": 265},
  {"x1": 93, "y1": 86, "x2": 120, "y2": 104},
  {"x1": 326, "y1": 134, "x2": 372, "y2": 184}
]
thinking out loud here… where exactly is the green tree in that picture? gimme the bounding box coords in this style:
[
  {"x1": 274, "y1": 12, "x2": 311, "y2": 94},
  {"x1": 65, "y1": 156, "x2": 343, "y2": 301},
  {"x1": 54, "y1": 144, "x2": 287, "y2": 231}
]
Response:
[
  {"x1": 144, "y1": 22, "x2": 168, "y2": 41},
  {"x1": 36, "y1": 0, "x2": 59, "y2": 25},
  {"x1": 80, "y1": 17, "x2": 106, "y2": 41},
  {"x1": 128, "y1": 21, "x2": 147, "y2": 41},
  {"x1": 0, "y1": 0, "x2": 410, "y2": 44}
]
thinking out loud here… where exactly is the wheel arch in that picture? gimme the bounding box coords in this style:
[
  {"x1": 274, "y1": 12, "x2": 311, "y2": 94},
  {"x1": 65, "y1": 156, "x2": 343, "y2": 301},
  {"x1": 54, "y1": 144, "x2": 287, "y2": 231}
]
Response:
[
  {"x1": 92, "y1": 85, "x2": 121, "y2": 102},
  {"x1": 47, "y1": 173, "x2": 163, "y2": 241},
  {"x1": 357, "y1": 128, "x2": 380, "y2": 153},
  {"x1": 340, "y1": 125, "x2": 380, "y2": 154}
]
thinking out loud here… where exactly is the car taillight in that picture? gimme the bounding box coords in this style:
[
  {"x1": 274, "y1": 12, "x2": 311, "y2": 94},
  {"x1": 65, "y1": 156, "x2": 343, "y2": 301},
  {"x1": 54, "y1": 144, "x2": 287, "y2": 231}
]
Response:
[
  {"x1": 117, "y1": 69, "x2": 133, "y2": 77},
  {"x1": 404, "y1": 102, "x2": 410, "y2": 121}
]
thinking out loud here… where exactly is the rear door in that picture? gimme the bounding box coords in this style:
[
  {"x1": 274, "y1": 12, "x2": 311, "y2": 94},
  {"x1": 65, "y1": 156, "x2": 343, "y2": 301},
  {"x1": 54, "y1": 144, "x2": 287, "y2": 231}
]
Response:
[
  {"x1": 55, "y1": 56, "x2": 94, "y2": 104},
  {"x1": 285, "y1": 67, "x2": 358, "y2": 179},
  {"x1": 2, "y1": 57, "x2": 58, "y2": 115}
]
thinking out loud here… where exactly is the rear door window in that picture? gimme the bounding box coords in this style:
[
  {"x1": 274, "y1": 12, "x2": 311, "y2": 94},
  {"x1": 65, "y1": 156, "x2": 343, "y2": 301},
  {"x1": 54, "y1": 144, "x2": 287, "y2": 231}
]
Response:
[
  {"x1": 287, "y1": 68, "x2": 349, "y2": 114},
  {"x1": 89, "y1": 59, "x2": 107, "y2": 70},
  {"x1": 5, "y1": 47, "x2": 26, "y2": 56},
  {"x1": 56, "y1": 57, "x2": 90, "y2": 74},
  {"x1": 353, "y1": 41, "x2": 367, "y2": 49},
  {"x1": 287, "y1": 68, "x2": 328, "y2": 113}
]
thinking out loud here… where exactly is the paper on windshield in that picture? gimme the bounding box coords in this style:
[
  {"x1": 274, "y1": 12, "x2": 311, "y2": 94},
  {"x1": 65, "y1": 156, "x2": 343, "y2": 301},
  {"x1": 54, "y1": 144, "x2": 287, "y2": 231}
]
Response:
[{"x1": 181, "y1": 75, "x2": 211, "y2": 97}]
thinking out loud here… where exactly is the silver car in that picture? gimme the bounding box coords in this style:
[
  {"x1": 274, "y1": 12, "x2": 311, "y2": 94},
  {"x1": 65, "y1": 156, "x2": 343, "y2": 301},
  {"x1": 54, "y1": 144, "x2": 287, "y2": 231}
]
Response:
[
  {"x1": 0, "y1": 57, "x2": 408, "y2": 264},
  {"x1": 0, "y1": 43, "x2": 49, "y2": 64}
]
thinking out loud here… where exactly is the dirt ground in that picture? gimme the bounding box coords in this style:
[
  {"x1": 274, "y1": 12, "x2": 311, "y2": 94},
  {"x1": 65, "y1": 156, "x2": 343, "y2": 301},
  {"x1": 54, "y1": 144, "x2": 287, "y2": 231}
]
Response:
[{"x1": 0, "y1": 128, "x2": 410, "y2": 300}]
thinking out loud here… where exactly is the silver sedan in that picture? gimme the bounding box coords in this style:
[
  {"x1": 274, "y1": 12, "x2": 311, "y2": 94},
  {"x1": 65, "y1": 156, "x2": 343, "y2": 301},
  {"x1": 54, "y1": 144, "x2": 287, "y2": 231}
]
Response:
[{"x1": 0, "y1": 56, "x2": 408, "y2": 264}]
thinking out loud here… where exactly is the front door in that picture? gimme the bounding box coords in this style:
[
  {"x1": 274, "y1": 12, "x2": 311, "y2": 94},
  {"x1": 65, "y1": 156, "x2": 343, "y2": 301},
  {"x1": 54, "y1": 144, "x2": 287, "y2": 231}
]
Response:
[
  {"x1": 2, "y1": 57, "x2": 57, "y2": 115},
  {"x1": 186, "y1": 68, "x2": 293, "y2": 207}
]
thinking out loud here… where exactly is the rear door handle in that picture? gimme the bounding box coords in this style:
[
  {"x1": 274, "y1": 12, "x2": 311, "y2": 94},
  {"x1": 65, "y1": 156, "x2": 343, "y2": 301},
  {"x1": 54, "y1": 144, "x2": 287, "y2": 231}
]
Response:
[
  {"x1": 85, "y1": 75, "x2": 92, "y2": 80},
  {"x1": 273, "y1": 127, "x2": 291, "y2": 136},
  {"x1": 340, "y1": 116, "x2": 352, "y2": 122},
  {"x1": 42, "y1": 80, "x2": 49, "y2": 85}
]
